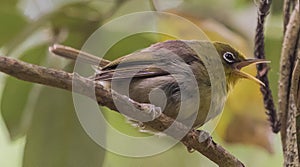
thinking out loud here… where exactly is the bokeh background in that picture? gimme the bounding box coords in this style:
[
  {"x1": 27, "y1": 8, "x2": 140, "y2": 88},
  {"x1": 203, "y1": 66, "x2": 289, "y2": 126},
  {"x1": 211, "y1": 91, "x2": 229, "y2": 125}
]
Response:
[{"x1": 0, "y1": 0, "x2": 284, "y2": 166}]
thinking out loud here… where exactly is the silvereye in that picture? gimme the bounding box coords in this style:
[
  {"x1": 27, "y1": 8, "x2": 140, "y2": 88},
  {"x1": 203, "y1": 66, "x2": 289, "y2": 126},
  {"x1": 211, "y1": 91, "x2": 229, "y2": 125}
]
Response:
[{"x1": 50, "y1": 40, "x2": 268, "y2": 129}]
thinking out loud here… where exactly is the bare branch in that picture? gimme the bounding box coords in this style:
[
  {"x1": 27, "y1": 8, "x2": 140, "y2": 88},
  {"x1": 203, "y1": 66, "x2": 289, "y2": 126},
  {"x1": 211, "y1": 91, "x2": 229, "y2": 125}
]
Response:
[
  {"x1": 292, "y1": 49, "x2": 300, "y2": 112},
  {"x1": 284, "y1": 94, "x2": 299, "y2": 166},
  {"x1": 0, "y1": 56, "x2": 245, "y2": 167},
  {"x1": 279, "y1": 2, "x2": 300, "y2": 148},
  {"x1": 254, "y1": 0, "x2": 281, "y2": 133},
  {"x1": 292, "y1": 49, "x2": 300, "y2": 164},
  {"x1": 283, "y1": 0, "x2": 292, "y2": 34},
  {"x1": 285, "y1": 49, "x2": 300, "y2": 164}
]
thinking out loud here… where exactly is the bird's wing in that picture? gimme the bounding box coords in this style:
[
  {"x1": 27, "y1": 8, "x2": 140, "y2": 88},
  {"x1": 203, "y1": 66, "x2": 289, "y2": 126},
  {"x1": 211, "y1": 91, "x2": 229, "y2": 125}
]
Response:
[
  {"x1": 93, "y1": 40, "x2": 208, "y2": 81},
  {"x1": 94, "y1": 51, "x2": 171, "y2": 81}
]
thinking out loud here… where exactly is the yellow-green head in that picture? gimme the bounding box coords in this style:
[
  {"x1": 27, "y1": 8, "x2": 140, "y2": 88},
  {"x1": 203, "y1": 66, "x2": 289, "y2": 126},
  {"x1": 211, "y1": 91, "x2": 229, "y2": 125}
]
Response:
[{"x1": 213, "y1": 42, "x2": 269, "y2": 90}]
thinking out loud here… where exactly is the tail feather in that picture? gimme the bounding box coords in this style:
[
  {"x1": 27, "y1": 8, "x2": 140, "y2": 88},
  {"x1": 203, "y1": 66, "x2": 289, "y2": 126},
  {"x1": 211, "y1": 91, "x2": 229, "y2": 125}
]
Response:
[{"x1": 49, "y1": 44, "x2": 110, "y2": 67}]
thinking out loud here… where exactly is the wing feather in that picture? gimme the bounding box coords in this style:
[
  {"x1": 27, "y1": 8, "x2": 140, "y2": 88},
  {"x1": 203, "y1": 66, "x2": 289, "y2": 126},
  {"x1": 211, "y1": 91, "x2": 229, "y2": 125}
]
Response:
[{"x1": 94, "y1": 40, "x2": 203, "y2": 81}]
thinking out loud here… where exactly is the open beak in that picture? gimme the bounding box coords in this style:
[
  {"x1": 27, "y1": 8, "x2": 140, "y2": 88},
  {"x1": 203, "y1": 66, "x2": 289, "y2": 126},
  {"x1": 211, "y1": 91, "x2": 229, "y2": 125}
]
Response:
[{"x1": 233, "y1": 59, "x2": 270, "y2": 86}]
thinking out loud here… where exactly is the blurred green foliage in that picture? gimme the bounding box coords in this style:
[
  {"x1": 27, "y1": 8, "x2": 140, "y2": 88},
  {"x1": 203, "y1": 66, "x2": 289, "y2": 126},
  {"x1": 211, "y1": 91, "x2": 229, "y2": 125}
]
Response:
[
  {"x1": 23, "y1": 87, "x2": 105, "y2": 167},
  {"x1": 1, "y1": 45, "x2": 47, "y2": 140},
  {"x1": 0, "y1": 0, "x2": 284, "y2": 167},
  {"x1": 0, "y1": 5, "x2": 27, "y2": 47}
]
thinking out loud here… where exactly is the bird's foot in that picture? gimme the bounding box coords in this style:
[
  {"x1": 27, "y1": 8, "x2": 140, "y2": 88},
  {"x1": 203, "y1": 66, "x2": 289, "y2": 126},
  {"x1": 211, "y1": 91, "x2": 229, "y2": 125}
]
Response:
[{"x1": 142, "y1": 103, "x2": 162, "y2": 121}]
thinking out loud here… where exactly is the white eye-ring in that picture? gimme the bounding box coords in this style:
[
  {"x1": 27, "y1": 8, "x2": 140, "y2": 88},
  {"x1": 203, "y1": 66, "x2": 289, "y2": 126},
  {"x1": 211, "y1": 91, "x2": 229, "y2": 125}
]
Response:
[{"x1": 223, "y1": 52, "x2": 236, "y2": 63}]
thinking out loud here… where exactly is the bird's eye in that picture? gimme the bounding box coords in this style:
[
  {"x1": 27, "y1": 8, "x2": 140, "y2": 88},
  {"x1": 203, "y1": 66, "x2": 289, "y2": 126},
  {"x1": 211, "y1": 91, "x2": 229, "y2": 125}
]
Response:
[{"x1": 223, "y1": 52, "x2": 236, "y2": 63}]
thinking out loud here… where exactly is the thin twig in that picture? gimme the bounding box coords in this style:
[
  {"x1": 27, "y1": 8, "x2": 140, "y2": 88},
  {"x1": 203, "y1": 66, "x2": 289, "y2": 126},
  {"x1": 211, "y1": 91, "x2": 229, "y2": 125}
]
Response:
[
  {"x1": 292, "y1": 50, "x2": 300, "y2": 111},
  {"x1": 279, "y1": 2, "x2": 300, "y2": 148},
  {"x1": 285, "y1": 47, "x2": 300, "y2": 164},
  {"x1": 0, "y1": 56, "x2": 245, "y2": 167},
  {"x1": 292, "y1": 49, "x2": 300, "y2": 161},
  {"x1": 284, "y1": 94, "x2": 299, "y2": 166},
  {"x1": 283, "y1": 0, "x2": 292, "y2": 34},
  {"x1": 254, "y1": 0, "x2": 281, "y2": 133},
  {"x1": 285, "y1": 45, "x2": 300, "y2": 165},
  {"x1": 149, "y1": 0, "x2": 157, "y2": 11}
]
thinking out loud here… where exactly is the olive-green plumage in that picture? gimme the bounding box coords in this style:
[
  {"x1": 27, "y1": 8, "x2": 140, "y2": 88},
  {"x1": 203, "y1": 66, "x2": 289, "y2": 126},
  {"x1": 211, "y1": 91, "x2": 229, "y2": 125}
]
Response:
[
  {"x1": 50, "y1": 40, "x2": 267, "y2": 129},
  {"x1": 93, "y1": 40, "x2": 267, "y2": 129}
]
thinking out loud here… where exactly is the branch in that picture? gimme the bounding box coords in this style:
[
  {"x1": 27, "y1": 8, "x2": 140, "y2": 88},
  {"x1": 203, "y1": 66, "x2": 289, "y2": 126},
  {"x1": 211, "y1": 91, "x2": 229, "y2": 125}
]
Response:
[
  {"x1": 283, "y1": 0, "x2": 292, "y2": 34},
  {"x1": 279, "y1": 1, "x2": 300, "y2": 148},
  {"x1": 284, "y1": 48, "x2": 300, "y2": 164},
  {"x1": 293, "y1": 49, "x2": 300, "y2": 112},
  {"x1": 0, "y1": 56, "x2": 245, "y2": 167},
  {"x1": 254, "y1": 0, "x2": 281, "y2": 133},
  {"x1": 292, "y1": 48, "x2": 300, "y2": 164}
]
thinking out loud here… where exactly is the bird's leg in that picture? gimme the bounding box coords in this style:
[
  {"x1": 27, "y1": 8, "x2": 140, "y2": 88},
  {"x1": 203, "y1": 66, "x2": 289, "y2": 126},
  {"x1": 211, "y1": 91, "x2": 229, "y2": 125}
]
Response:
[{"x1": 187, "y1": 129, "x2": 212, "y2": 153}]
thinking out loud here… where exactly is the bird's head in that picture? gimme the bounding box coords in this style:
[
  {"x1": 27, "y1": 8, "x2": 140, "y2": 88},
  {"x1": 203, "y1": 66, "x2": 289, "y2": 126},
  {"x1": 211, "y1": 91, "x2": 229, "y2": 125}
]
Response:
[{"x1": 213, "y1": 42, "x2": 269, "y2": 90}]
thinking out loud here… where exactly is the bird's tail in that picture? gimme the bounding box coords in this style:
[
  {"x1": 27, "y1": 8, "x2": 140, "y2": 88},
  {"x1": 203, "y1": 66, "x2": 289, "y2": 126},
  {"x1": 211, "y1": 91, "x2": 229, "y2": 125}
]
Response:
[{"x1": 49, "y1": 44, "x2": 110, "y2": 67}]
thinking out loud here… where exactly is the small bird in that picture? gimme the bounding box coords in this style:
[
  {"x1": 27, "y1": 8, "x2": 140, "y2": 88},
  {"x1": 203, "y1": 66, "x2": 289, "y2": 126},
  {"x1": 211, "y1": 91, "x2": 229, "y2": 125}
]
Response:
[{"x1": 50, "y1": 40, "x2": 268, "y2": 129}]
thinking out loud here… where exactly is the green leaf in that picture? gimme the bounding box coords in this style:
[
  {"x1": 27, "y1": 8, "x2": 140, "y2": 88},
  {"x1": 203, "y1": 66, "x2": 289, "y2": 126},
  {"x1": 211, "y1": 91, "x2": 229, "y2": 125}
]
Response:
[
  {"x1": 0, "y1": 6, "x2": 27, "y2": 47},
  {"x1": 3, "y1": 1, "x2": 101, "y2": 54},
  {"x1": 1, "y1": 0, "x2": 19, "y2": 7},
  {"x1": 23, "y1": 87, "x2": 105, "y2": 167},
  {"x1": 265, "y1": 36, "x2": 281, "y2": 101},
  {"x1": 104, "y1": 33, "x2": 160, "y2": 61},
  {"x1": 103, "y1": 143, "x2": 216, "y2": 167},
  {"x1": 50, "y1": 3, "x2": 102, "y2": 48},
  {"x1": 1, "y1": 45, "x2": 47, "y2": 140}
]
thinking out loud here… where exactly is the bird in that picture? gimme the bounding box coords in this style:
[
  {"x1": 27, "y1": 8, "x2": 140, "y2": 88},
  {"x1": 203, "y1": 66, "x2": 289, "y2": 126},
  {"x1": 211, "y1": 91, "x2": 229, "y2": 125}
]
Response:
[{"x1": 50, "y1": 40, "x2": 268, "y2": 130}]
